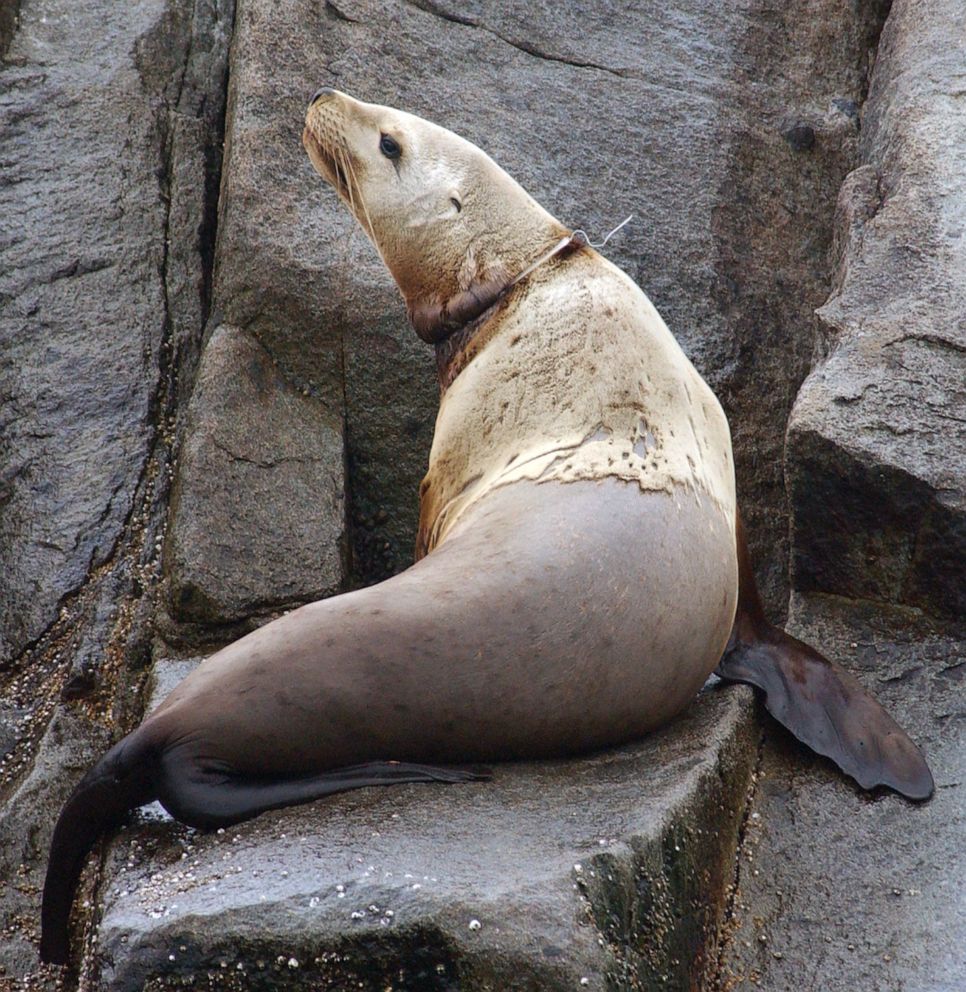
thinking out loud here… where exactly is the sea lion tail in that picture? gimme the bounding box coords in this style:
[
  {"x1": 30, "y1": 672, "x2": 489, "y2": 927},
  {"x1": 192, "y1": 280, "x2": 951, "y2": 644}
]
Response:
[
  {"x1": 40, "y1": 727, "x2": 161, "y2": 966},
  {"x1": 715, "y1": 513, "x2": 934, "y2": 802}
]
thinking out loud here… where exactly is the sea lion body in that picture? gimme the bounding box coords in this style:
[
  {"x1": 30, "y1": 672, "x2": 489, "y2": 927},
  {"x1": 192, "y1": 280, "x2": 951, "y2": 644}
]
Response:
[
  {"x1": 41, "y1": 89, "x2": 932, "y2": 967},
  {"x1": 418, "y1": 247, "x2": 734, "y2": 556},
  {"x1": 150, "y1": 230, "x2": 738, "y2": 782},
  {"x1": 150, "y1": 481, "x2": 735, "y2": 786}
]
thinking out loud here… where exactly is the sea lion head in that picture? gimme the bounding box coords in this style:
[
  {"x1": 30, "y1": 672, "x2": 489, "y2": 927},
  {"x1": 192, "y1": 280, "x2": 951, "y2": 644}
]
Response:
[{"x1": 303, "y1": 89, "x2": 568, "y2": 343}]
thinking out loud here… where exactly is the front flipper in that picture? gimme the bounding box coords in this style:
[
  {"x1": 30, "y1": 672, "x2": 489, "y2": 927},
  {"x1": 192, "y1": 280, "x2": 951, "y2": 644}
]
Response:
[
  {"x1": 716, "y1": 513, "x2": 934, "y2": 801},
  {"x1": 159, "y1": 757, "x2": 491, "y2": 829}
]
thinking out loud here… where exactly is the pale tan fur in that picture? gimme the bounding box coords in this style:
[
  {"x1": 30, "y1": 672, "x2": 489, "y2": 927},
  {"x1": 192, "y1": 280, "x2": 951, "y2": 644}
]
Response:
[
  {"x1": 304, "y1": 92, "x2": 567, "y2": 334},
  {"x1": 303, "y1": 92, "x2": 735, "y2": 557},
  {"x1": 423, "y1": 249, "x2": 736, "y2": 553}
]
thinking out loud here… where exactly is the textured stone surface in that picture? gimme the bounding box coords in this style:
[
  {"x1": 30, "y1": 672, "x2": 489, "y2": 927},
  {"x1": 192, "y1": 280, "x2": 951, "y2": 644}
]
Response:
[
  {"x1": 787, "y1": 0, "x2": 966, "y2": 623},
  {"x1": 0, "y1": 0, "x2": 233, "y2": 666},
  {"x1": 0, "y1": 1, "x2": 19, "y2": 58},
  {"x1": 0, "y1": 0, "x2": 233, "y2": 986},
  {"x1": 719, "y1": 1, "x2": 966, "y2": 987},
  {"x1": 0, "y1": 1, "x2": 166, "y2": 665},
  {"x1": 163, "y1": 0, "x2": 353, "y2": 622},
  {"x1": 166, "y1": 324, "x2": 345, "y2": 624},
  {"x1": 718, "y1": 595, "x2": 964, "y2": 992},
  {"x1": 93, "y1": 682, "x2": 756, "y2": 992}
]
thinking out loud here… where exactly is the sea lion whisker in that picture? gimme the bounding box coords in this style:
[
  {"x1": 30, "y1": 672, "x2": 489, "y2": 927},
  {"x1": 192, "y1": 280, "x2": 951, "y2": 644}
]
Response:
[
  {"x1": 344, "y1": 151, "x2": 375, "y2": 239},
  {"x1": 343, "y1": 150, "x2": 387, "y2": 269}
]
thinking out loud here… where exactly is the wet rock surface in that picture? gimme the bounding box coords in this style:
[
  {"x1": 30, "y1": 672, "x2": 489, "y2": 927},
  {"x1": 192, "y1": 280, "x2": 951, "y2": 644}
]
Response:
[
  {"x1": 95, "y1": 685, "x2": 755, "y2": 992},
  {"x1": 0, "y1": 0, "x2": 962, "y2": 989},
  {"x1": 717, "y1": 595, "x2": 964, "y2": 992}
]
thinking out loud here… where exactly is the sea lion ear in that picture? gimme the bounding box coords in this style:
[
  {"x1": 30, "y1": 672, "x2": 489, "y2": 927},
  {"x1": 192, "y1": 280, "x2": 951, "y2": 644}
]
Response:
[{"x1": 447, "y1": 189, "x2": 463, "y2": 215}]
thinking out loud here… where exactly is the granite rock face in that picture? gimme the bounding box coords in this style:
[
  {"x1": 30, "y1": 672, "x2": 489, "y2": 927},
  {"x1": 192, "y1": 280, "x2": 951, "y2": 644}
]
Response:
[
  {"x1": 720, "y1": 1, "x2": 966, "y2": 988},
  {"x1": 1, "y1": 0, "x2": 169, "y2": 665},
  {"x1": 165, "y1": 324, "x2": 345, "y2": 625},
  {"x1": 787, "y1": 0, "x2": 966, "y2": 624},
  {"x1": 0, "y1": 0, "x2": 234, "y2": 981},
  {"x1": 1, "y1": 0, "x2": 961, "y2": 989}
]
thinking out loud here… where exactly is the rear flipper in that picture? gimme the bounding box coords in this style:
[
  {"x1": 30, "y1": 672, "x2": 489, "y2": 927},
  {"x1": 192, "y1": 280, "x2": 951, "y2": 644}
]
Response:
[
  {"x1": 159, "y1": 756, "x2": 491, "y2": 828},
  {"x1": 715, "y1": 513, "x2": 934, "y2": 801}
]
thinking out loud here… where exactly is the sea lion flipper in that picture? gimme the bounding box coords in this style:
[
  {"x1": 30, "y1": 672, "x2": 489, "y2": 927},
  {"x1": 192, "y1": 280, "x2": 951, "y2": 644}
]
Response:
[
  {"x1": 716, "y1": 634, "x2": 934, "y2": 801},
  {"x1": 158, "y1": 756, "x2": 491, "y2": 828},
  {"x1": 718, "y1": 512, "x2": 934, "y2": 802},
  {"x1": 42, "y1": 730, "x2": 161, "y2": 965}
]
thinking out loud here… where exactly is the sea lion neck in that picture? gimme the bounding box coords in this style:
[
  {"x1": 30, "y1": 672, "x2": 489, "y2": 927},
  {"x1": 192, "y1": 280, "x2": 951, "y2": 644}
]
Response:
[
  {"x1": 432, "y1": 235, "x2": 586, "y2": 390},
  {"x1": 404, "y1": 218, "x2": 573, "y2": 345}
]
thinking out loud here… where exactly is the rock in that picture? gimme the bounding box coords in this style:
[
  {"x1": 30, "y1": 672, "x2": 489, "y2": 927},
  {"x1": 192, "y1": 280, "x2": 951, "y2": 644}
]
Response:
[
  {"x1": 721, "y1": 1, "x2": 966, "y2": 986},
  {"x1": 0, "y1": 0, "x2": 19, "y2": 57},
  {"x1": 145, "y1": 657, "x2": 205, "y2": 714},
  {"x1": 0, "y1": 0, "x2": 233, "y2": 985},
  {"x1": 0, "y1": 4, "x2": 165, "y2": 665},
  {"x1": 718, "y1": 594, "x2": 965, "y2": 992},
  {"x1": 203, "y1": 0, "x2": 440, "y2": 584},
  {"x1": 0, "y1": 0, "x2": 233, "y2": 664},
  {"x1": 165, "y1": 324, "x2": 346, "y2": 624},
  {"x1": 0, "y1": 705, "x2": 112, "y2": 981},
  {"x1": 94, "y1": 685, "x2": 756, "y2": 992},
  {"x1": 787, "y1": 0, "x2": 966, "y2": 623}
]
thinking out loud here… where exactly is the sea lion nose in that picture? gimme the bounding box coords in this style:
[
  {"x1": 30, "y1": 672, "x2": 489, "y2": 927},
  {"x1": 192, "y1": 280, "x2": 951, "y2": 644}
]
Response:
[{"x1": 310, "y1": 86, "x2": 335, "y2": 106}]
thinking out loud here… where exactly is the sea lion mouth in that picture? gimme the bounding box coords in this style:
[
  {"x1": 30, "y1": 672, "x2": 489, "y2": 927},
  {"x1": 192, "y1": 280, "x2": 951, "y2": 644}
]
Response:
[{"x1": 302, "y1": 125, "x2": 353, "y2": 203}]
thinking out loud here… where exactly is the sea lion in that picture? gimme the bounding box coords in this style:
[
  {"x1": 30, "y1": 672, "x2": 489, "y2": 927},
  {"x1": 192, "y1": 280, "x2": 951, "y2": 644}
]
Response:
[{"x1": 40, "y1": 89, "x2": 933, "y2": 967}]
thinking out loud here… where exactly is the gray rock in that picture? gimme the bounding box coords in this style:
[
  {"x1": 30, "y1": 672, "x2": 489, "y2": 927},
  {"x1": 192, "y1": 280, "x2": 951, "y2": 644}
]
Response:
[
  {"x1": 0, "y1": 705, "x2": 112, "y2": 982},
  {"x1": 94, "y1": 686, "x2": 756, "y2": 992},
  {"x1": 787, "y1": 0, "x2": 966, "y2": 623},
  {"x1": 0, "y1": 0, "x2": 19, "y2": 58},
  {"x1": 721, "y1": 2, "x2": 966, "y2": 986},
  {"x1": 165, "y1": 324, "x2": 346, "y2": 624},
  {"x1": 0, "y1": 0, "x2": 233, "y2": 985},
  {"x1": 718, "y1": 594, "x2": 965, "y2": 992},
  {"x1": 203, "y1": 0, "x2": 441, "y2": 584},
  {"x1": 0, "y1": 0, "x2": 233, "y2": 665},
  {"x1": 145, "y1": 657, "x2": 205, "y2": 715},
  {"x1": 0, "y1": 2, "x2": 166, "y2": 666}
]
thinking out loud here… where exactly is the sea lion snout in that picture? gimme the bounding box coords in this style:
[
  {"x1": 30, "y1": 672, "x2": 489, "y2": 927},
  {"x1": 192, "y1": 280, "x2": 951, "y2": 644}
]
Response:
[{"x1": 309, "y1": 86, "x2": 336, "y2": 107}]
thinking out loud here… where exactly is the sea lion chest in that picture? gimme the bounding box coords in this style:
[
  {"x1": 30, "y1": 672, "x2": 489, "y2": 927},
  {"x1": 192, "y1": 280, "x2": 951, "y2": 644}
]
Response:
[{"x1": 418, "y1": 251, "x2": 737, "y2": 555}]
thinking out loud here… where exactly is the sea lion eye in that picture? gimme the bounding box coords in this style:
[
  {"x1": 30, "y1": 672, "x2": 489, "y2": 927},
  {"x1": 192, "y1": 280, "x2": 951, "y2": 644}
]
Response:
[{"x1": 379, "y1": 134, "x2": 401, "y2": 159}]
